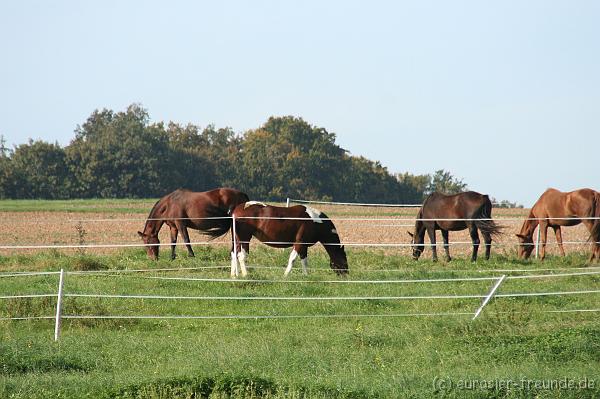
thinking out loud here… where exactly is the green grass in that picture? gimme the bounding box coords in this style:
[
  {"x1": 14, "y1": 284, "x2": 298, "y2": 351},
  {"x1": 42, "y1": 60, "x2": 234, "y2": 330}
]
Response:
[
  {"x1": 0, "y1": 198, "x2": 155, "y2": 213},
  {"x1": 1, "y1": 247, "x2": 599, "y2": 398}
]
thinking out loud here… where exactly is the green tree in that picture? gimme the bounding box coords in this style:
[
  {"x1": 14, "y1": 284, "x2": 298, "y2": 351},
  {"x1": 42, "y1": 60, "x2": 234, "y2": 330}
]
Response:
[
  {"x1": 165, "y1": 122, "x2": 219, "y2": 191},
  {"x1": 425, "y1": 169, "x2": 467, "y2": 195},
  {"x1": 395, "y1": 172, "x2": 430, "y2": 203},
  {"x1": 0, "y1": 135, "x2": 16, "y2": 199},
  {"x1": 66, "y1": 104, "x2": 172, "y2": 198},
  {"x1": 240, "y1": 116, "x2": 346, "y2": 200},
  {"x1": 9, "y1": 140, "x2": 71, "y2": 199}
]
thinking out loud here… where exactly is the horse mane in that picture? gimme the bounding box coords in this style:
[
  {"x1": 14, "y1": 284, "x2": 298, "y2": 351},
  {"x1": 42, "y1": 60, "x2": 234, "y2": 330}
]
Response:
[{"x1": 143, "y1": 198, "x2": 163, "y2": 234}]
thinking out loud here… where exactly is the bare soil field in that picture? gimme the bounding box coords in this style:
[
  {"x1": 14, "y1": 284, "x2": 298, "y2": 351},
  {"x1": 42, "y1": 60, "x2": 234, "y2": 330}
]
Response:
[{"x1": 0, "y1": 203, "x2": 594, "y2": 259}]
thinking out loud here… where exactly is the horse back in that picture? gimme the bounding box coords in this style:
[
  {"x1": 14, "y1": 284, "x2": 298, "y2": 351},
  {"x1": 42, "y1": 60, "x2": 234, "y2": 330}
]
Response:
[
  {"x1": 422, "y1": 191, "x2": 489, "y2": 218},
  {"x1": 534, "y1": 188, "x2": 596, "y2": 223},
  {"x1": 232, "y1": 204, "x2": 330, "y2": 246}
]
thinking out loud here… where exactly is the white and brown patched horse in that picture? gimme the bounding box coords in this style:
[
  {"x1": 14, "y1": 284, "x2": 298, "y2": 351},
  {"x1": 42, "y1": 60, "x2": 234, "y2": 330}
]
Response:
[{"x1": 229, "y1": 202, "x2": 348, "y2": 277}]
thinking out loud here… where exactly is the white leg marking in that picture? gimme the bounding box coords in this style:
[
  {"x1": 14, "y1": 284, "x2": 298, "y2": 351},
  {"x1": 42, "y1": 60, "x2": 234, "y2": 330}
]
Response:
[
  {"x1": 230, "y1": 251, "x2": 238, "y2": 277},
  {"x1": 284, "y1": 250, "x2": 298, "y2": 276},
  {"x1": 237, "y1": 248, "x2": 248, "y2": 277},
  {"x1": 301, "y1": 257, "x2": 308, "y2": 275}
]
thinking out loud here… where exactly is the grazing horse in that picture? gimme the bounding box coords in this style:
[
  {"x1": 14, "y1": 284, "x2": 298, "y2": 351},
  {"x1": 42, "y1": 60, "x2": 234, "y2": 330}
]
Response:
[
  {"x1": 138, "y1": 188, "x2": 249, "y2": 260},
  {"x1": 408, "y1": 191, "x2": 502, "y2": 262},
  {"x1": 516, "y1": 188, "x2": 599, "y2": 261},
  {"x1": 230, "y1": 202, "x2": 348, "y2": 277}
]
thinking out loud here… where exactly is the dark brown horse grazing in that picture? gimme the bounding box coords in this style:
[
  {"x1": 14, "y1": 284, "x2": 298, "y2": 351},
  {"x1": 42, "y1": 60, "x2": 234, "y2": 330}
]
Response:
[
  {"x1": 138, "y1": 188, "x2": 249, "y2": 260},
  {"x1": 516, "y1": 188, "x2": 599, "y2": 262},
  {"x1": 230, "y1": 202, "x2": 348, "y2": 277},
  {"x1": 408, "y1": 191, "x2": 502, "y2": 262}
]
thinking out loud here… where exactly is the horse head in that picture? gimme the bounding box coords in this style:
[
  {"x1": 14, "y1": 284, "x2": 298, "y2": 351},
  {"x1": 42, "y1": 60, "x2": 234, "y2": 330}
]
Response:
[
  {"x1": 138, "y1": 231, "x2": 160, "y2": 260},
  {"x1": 407, "y1": 231, "x2": 424, "y2": 260},
  {"x1": 515, "y1": 233, "x2": 534, "y2": 259},
  {"x1": 329, "y1": 244, "x2": 349, "y2": 275}
]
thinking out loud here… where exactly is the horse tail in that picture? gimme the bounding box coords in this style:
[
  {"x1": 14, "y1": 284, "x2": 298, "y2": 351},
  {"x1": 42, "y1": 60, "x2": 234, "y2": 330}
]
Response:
[
  {"x1": 200, "y1": 204, "x2": 233, "y2": 239},
  {"x1": 474, "y1": 195, "x2": 503, "y2": 238}
]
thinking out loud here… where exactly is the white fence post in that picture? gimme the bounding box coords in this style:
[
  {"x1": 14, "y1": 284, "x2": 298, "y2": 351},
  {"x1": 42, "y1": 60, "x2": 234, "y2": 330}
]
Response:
[
  {"x1": 535, "y1": 227, "x2": 541, "y2": 259},
  {"x1": 54, "y1": 268, "x2": 65, "y2": 341},
  {"x1": 472, "y1": 274, "x2": 506, "y2": 320},
  {"x1": 286, "y1": 198, "x2": 290, "y2": 207},
  {"x1": 231, "y1": 215, "x2": 238, "y2": 276}
]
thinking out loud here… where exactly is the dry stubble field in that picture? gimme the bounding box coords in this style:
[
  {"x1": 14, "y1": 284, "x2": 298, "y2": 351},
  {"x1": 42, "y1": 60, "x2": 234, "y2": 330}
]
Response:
[{"x1": 0, "y1": 204, "x2": 594, "y2": 262}]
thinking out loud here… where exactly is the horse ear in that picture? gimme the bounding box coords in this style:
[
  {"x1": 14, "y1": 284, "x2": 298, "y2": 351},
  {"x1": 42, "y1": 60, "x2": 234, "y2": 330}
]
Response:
[
  {"x1": 407, "y1": 231, "x2": 414, "y2": 238},
  {"x1": 137, "y1": 231, "x2": 145, "y2": 238}
]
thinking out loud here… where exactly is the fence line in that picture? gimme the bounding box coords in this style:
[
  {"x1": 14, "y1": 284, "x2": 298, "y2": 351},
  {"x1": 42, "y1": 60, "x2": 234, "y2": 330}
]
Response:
[
  {"x1": 3, "y1": 308, "x2": 599, "y2": 322},
  {"x1": 287, "y1": 198, "x2": 512, "y2": 208},
  {"x1": 63, "y1": 293, "x2": 486, "y2": 300},
  {"x1": 1, "y1": 239, "x2": 598, "y2": 251},
  {"x1": 114, "y1": 269, "x2": 600, "y2": 284},
  {"x1": 0, "y1": 271, "x2": 61, "y2": 278},
  {"x1": 61, "y1": 264, "x2": 600, "y2": 275},
  {"x1": 3, "y1": 214, "x2": 600, "y2": 223},
  {"x1": 286, "y1": 198, "x2": 423, "y2": 207},
  {"x1": 3, "y1": 265, "x2": 598, "y2": 279}
]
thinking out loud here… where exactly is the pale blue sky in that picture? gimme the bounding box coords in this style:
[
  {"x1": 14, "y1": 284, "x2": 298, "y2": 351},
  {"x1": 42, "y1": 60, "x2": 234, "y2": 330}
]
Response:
[{"x1": 1, "y1": 1, "x2": 598, "y2": 206}]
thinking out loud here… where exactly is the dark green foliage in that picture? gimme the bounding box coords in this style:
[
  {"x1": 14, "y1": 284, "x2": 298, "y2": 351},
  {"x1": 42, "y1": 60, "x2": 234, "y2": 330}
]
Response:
[{"x1": 0, "y1": 106, "x2": 465, "y2": 202}]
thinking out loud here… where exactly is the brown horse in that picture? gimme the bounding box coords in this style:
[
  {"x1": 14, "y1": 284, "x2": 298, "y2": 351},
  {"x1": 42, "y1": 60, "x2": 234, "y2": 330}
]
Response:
[
  {"x1": 230, "y1": 202, "x2": 348, "y2": 277},
  {"x1": 138, "y1": 188, "x2": 249, "y2": 260},
  {"x1": 516, "y1": 188, "x2": 599, "y2": 261},
  {"x1": 408, "y1": 191, "x2": 502, "y2": 262}
]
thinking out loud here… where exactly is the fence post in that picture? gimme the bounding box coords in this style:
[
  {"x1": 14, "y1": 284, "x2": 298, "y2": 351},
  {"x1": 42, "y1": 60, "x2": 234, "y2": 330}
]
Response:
[
  {"x1": 231, "y1": 215, "x2": 238, "y2": 277},
  {"x1": 54, "y1": 269, "x2": 65, "y2": 341},
  {"x1": 286, "y1": 198, "x2": 290, "y2": 207},
  {"x1": 472, "y1": 275, "x2": 506, "y2": 320},
  {"x1": 535, "y1": 227, "x2": 541, "y2": 259}
]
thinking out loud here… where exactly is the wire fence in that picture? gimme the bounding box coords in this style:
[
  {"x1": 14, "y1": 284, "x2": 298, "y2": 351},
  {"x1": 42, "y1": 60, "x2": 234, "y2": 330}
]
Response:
[
  {"x1": 1, "y1": 267, "x2": 600, "y2": 341},
  {"x1": 2, "y1": 200, "x2": 600, "y2": 340}
]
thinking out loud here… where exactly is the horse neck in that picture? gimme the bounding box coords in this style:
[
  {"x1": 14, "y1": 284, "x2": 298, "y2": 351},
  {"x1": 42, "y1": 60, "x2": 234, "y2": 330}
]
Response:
[
  {"x1": 413, "y1": 218, "x2": 426, "y2": 243},
  {"x1": 144, "y1": 201, "x2": 165, "y2": 236},
  {"x1": 519, "y1": 211, "x2": 539, "y2": 238},
  {"x1": 321, "y1": 223, "x2": 342, "y2": 254}
]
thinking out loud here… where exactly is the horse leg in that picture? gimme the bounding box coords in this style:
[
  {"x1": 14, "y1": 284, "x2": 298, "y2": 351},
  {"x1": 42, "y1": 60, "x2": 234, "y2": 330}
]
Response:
[
  {"x1": 468, "y1": 224, "x2": 480, "y2": 262},
  {"x1": 441, "y1": 230, "x2": 451, "y2": 262},
  {"x1": 426, "y1": 227, "x2": 438, "y2": 262},
  {"x1": 482, "y1": 231, "x2": 492, "y2": 260},
  {"x1": 169, "y1": 226, "x2": 178, "y2": 260},
  {"x1": 237, "y1": 244, "x2": 249, "y2": 277},
  {"x1": 553, "y1": 226, "x2": 565, "y2": 257},
  {"x1": 284, "y1": 248, "x2": 299, "y2": 276},
  {"x1": 298, "y1": 246, "x2": 309, "y2": 275},
  {"x1": 179, "y1": 226, "x2": 195, "y2": 258},
  {"x1": 539, "y1": 222, "x2": 548, "y2": 261}
]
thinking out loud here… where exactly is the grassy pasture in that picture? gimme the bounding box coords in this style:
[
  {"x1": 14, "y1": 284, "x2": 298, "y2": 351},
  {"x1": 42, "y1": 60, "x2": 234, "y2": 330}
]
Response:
[{"x1": 1, "y1": 199, "x2": 599, "y2": 398}]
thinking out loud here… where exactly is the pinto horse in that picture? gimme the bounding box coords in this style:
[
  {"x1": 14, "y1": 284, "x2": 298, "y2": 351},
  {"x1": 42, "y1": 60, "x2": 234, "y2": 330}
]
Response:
[
  {"x1": 138, "y1": 188, "x2": 249, "y2": 260},
  {"x1": 516, "y1": 188, "x2": 600, "y2": 261},
  {"x1": 229, "y1": 202, "x2": 348, "y2": 277},
  {"x1": 408, "y1": 191, "x2": 502, "y2": 262}
]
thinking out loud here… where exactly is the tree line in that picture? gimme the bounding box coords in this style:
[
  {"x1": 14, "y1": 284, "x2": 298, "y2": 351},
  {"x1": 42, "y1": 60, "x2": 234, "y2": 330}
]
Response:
[{"x1": 0, "y1": 104, "x2": 469, "y2": 202}]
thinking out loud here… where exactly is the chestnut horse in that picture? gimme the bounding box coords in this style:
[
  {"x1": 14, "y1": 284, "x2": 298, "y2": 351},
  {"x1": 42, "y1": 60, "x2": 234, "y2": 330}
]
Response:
[
  {"x1": 516, "y1": 188, "x2": 600, "y2": 261},
  {"x1": 408, "y1": 191, "x2": 502, "y2": 262},
  {"x1": 138, "y1": 188, "x2": 249, "y2": 260},
  {"x1": 230, "y1": 202, "x2": 348, "y2": 277}
]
